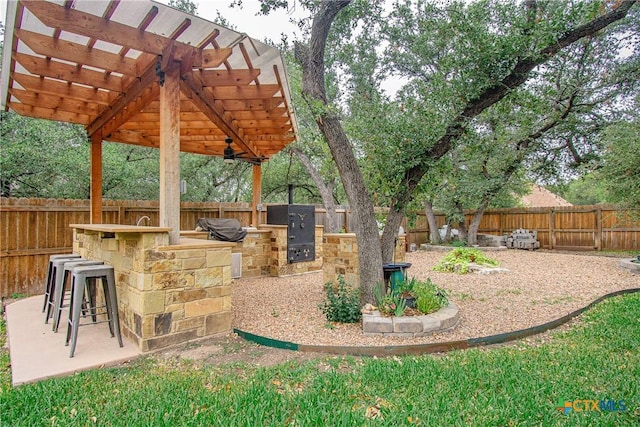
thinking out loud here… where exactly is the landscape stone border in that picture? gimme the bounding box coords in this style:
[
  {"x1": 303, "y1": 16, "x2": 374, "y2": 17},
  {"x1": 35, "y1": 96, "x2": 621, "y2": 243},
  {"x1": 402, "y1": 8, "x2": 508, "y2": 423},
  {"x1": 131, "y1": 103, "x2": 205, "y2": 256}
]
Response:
[
  {"x1": 362, "y1": 302, "x2": 459, "y2": 337},
  {"x1": 419, "y1": 244, "x2": 508, "y2": 252},
  {"x1": 619, "y1": 259, "x2": 640, "y2": 274}
]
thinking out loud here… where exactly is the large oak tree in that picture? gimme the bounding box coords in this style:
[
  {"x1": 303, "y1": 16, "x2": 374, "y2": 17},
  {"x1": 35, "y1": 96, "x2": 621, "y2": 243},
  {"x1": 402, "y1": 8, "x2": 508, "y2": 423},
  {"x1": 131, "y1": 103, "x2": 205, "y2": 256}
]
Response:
[{"x1": 289, "y1": 0, "x2": 637, "y2": 302}]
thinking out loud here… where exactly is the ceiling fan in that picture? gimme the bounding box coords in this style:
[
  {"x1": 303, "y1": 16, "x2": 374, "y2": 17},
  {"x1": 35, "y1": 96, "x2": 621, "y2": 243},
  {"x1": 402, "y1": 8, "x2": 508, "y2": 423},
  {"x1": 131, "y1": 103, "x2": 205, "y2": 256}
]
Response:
[{"x1": 223, "y1": 137, "x2": 265, "y2": 165}]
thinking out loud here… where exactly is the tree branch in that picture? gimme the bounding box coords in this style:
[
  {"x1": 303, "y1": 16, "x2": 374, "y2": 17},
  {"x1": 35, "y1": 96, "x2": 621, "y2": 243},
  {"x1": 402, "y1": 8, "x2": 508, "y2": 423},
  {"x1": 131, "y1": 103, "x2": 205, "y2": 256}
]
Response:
[{"x1": 391, "y1": 0, "x2": 637, "y2": 212}]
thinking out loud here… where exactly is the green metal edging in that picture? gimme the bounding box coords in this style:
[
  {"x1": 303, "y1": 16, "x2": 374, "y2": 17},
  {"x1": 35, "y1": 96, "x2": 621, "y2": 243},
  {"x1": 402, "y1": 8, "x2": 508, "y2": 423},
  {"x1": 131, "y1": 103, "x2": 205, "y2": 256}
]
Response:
[
  {"x1": 234, "y1": 288, "x2": 640, "y2": 357},
  {"x1": 233, "y1": 329, "x2": 298, "y2": 351}
]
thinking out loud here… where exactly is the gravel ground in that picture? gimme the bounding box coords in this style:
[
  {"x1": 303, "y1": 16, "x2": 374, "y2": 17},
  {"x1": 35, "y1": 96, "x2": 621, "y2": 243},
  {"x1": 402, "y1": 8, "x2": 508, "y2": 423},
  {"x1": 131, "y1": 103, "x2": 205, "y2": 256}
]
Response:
[{"x1": 231, "y1": 250, "x2": 639, "y2": 347}]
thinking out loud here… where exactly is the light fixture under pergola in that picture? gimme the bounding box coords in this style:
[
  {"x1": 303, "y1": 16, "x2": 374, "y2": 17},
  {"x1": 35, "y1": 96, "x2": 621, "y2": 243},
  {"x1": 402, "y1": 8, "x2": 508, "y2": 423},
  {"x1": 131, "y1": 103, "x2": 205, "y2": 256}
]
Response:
[{"x1": 223, "y1": 136, "x2": 265, "y2": 165}]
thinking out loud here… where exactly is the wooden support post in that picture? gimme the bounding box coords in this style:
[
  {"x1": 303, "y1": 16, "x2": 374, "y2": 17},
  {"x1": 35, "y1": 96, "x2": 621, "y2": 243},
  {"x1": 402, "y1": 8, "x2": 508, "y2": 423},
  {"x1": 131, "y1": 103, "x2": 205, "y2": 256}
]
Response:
[
  {"x1": 90, "y1": 133, "x2": 102, "y2": 224},
  {"x1": 159, "y1": 61, "x2": 181, "y2": 244},
  {"x1": 252, "y1": 164, "x2": 262, "y2": 227}
]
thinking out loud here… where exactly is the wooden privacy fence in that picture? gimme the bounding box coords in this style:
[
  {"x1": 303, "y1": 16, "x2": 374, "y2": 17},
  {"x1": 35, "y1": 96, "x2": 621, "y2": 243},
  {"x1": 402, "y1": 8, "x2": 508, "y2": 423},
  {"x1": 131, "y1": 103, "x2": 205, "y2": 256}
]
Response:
[
  {"x1": 0, "y1": 198, "x2": 354, "y2": 296},
  {"x1": 404, "y1": 205, "x2": 640, "y2": 252},
  {"x1": 1, "y1": 198, "x2": 638, "y2": 297}
]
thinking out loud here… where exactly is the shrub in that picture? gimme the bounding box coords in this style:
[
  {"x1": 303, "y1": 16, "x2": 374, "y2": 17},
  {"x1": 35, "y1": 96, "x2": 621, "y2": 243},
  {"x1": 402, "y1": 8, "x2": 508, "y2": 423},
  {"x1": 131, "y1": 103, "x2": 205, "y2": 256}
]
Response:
[
  {"x1": 413, "y1": 278, "x2": 449, "y2": 315},
  {"x1": 318, "y1": 275, "x2": 362, "y2": 323},
  {"x1": 433, "y1": 247, "x2": 499, "y2": 274},
  {"x1": 373, "y1": 278, "x2": 447, "y2": 316},
  {"x1": 416, "y1": 292, "x2": 440, "y2": 314}
]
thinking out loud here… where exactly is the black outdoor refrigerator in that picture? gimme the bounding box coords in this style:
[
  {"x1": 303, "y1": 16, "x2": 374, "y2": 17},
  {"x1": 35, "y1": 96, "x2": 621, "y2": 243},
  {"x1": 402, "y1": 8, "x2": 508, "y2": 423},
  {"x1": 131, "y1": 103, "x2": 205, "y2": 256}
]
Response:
[{"x1": 267, "y1": 204, "x2": 316, "y2": 263}]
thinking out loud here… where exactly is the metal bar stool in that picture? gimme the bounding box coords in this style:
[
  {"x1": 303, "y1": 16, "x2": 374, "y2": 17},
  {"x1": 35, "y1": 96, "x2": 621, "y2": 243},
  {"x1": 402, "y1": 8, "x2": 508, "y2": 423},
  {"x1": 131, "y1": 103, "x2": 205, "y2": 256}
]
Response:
[
  {"x1": 43, "y1": 254, "x2": 80, "y2": 313},
  {"x1": 44, "y1": 255, "x2": 83, "y2": 323},
  {"x1": 52, "y1": 259, "x2": 104, "y2": 333},
  {"x1": 66, "y1": 265, "x2": 123, "y2": 358}
]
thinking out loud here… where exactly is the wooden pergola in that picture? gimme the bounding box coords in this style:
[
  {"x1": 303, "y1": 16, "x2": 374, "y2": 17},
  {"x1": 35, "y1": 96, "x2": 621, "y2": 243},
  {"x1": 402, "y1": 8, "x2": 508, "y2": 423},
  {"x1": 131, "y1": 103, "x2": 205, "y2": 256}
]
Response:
[{"x1": 0, "y1": 0, "x2": 298, "y2": 243}]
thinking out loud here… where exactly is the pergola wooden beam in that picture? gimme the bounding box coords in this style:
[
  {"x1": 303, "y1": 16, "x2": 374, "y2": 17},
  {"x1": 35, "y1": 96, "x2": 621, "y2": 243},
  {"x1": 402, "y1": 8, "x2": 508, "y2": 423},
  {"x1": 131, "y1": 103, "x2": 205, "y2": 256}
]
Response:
[
  {"x1": 86, "y1": 60, "x2": 160, "y2": 137},
  {"x1": 21, "y1": 1, "x2": 225, "y2": 68},
  {"x1": 105, "y1": 129, "x2": 158, "y2": 147},
  {"x1": 84, "y1": 49, "x2": 231, "y2": 141},
  {"x1": 181, "y1": 74, "x2": 259, "y2": 157},
  {"x1": 8, "y1": 102, "x2": 92, "y2": 124},
  {"x1": 12, "y1": 52, "x2": 124, "y2": 92},
  {"x1": 198, "y1": 69, "x2": 261, "y2": 86},
  {"x1": 15, "y1": 28, "x2": 139, "y2": 76},
  {"x1": 9, "y1": 88, "x2": 102, "y2": 117},
  {"x1": 11, "y1": 73, "x2": 114, "y2": 105},
  {"x1": 221, "y1": 98, "x2": 285, "y2": 111}
]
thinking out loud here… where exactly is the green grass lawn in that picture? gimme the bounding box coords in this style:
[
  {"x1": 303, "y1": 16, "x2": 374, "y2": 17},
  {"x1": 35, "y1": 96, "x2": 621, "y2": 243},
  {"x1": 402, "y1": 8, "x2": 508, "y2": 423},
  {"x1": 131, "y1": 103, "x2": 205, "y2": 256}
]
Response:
[{"x1": 1, "y1": 294, "x2": 639, "y2": 426}]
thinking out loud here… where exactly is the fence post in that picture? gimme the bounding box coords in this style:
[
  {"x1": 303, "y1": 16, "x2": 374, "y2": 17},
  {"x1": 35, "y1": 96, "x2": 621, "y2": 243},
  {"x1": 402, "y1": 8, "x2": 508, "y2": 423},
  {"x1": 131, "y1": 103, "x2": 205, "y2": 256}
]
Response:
[
  {"x1": 345, "y1": 209, "x2": 350, "y2": 233},
  {"x1": 595, "y1": 207, "x2": 602, "y2": 250},
  {"x1": 549, "y1": 209, "x2": 555, "y2": 250}
]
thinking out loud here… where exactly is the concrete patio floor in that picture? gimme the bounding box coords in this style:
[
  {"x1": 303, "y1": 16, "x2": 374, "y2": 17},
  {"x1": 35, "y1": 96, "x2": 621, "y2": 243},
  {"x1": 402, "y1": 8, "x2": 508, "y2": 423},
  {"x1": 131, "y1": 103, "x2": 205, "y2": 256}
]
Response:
[{"x1": 5, "y1": 296, "x2": 140, "y2": 386}]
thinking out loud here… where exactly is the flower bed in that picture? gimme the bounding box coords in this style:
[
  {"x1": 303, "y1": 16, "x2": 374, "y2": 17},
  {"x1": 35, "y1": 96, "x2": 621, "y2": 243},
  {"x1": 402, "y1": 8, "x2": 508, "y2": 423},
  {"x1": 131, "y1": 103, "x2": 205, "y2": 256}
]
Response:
[{"x1": 362, "y1": 302, "x2": 459, "y2": 337}]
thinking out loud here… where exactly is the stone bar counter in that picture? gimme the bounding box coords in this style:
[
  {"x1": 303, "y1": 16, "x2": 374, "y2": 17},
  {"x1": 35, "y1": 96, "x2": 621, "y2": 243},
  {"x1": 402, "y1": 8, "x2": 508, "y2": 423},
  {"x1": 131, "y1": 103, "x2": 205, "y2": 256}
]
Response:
[{"x1": 70, "y1": 224, "x2": 234, "y2": 352}]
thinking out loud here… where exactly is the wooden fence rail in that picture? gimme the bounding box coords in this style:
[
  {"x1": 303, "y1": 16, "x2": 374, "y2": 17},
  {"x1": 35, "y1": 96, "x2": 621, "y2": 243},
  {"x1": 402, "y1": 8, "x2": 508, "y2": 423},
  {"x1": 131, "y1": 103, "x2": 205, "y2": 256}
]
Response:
[{"x1": 1, "y1": 198, "x2": 638, "y2": 297}]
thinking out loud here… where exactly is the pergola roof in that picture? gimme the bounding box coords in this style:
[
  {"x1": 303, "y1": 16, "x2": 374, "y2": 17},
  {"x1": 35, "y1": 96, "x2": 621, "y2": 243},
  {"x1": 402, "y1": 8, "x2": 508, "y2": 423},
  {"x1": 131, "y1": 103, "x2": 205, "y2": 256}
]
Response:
[{"x1": 0, "y1": 0, "x2": 298, "y2": 162}]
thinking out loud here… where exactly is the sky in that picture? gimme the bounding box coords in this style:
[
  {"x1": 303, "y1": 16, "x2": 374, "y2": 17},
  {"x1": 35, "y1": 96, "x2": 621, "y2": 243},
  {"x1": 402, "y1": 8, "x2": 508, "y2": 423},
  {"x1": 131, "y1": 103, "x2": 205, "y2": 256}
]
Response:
[
  {"x1": 162, "y1": 0, "x2": 305, "y2": 43},
  {"x1": 0, "y1": 0, "x2": 304, "y2": 43}
]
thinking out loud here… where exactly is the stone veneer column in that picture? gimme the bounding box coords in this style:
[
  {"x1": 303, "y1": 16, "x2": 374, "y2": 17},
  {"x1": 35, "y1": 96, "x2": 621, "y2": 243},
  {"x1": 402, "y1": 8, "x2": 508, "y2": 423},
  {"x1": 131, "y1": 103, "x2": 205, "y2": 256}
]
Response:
[
  {"x1": 323, "y1": 233, "x2": 406, "y2": 287},
  {"x1": 258, "y1": 224, "x2": 323, "y2": 276},
  {"x1": 72, "y1": 226, "x2": 234, "y2": 352},
  {"x1": 232, "y1": 229, "x2": 272, "y2": 278}
]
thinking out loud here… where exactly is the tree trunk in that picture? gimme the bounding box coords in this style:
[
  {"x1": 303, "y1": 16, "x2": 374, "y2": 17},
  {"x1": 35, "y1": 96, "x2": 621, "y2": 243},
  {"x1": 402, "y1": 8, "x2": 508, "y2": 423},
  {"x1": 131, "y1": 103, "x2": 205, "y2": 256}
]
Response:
[
  {"x1": 381, "y1": 207, "x2": 403, "y2": 263},
  {"x1": 291, "y1": 147, "x2": 340, "y2": 233},
  {"x1": 295, "y1": 0, "x2": 383, "y2": 303},
  {"x1": 316, "y1": 116, "x2": 383, "y2": 302},
  {"x1": 454, "y1": 202, "x2": 468, "y2": 242},
  {"x1": 467, "y1": 200, "x2": 490, "y2": 246},
  {"x1": 424, "y1": 200, "x2": 441, "y2": 244},
  {"x1": 443, "y1": 219, "x2": 453, "y2": 242}
]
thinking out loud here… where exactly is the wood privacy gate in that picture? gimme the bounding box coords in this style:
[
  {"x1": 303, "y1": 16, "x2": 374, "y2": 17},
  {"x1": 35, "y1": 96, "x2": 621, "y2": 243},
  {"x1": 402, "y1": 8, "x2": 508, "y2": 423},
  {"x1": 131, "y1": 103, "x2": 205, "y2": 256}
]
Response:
[{"x1": 1, "y1": 198, "x2": 639, "y2": 297}]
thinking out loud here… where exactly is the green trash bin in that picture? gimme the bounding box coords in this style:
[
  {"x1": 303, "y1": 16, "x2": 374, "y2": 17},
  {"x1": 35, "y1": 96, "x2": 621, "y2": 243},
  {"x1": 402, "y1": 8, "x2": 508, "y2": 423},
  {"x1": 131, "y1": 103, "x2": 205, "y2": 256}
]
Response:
[{"x1": 383, "y1": 262, "x2": 412, "y2": 293}]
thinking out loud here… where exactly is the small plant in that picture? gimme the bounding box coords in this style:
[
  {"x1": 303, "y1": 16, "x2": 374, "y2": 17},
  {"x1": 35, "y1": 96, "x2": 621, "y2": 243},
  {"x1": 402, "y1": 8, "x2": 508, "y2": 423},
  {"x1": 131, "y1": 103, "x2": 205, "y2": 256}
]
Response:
[
  {"x1": 394, "y1": 277, "x2": 417, "y2": 298},
  {"x1": 377, "y1": 293, "x2": 407, "y2": 317},
  {"x1": 318, "y1": 275, "x2": 362, "y2": 323},
  {"x1": 373, "y1": 278, "x2": 448, "y2": 316},
  {"x1": 433, "y1": 247, "x2": 499, "y2": 274},
  {"x1": 411, "y1": 278, "x2": 448, "y2": 315},
  {"x1": 373, "y1": 282, "x2": 407, "y2": 317},
  {"x1": 392, "y1": 297, "x2": 407, "y2": 317}
]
